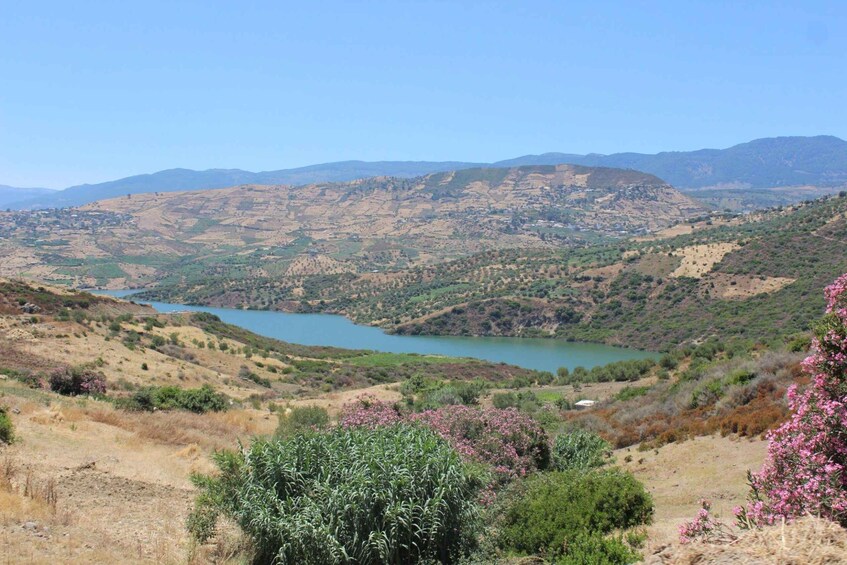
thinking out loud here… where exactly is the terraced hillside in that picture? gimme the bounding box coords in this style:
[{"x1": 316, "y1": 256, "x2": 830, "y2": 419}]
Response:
[
  {"x1": 0, "y1": 165, "x2": 703, "y2": 288},
  {"x1": 143, "y1": 193, "x2": 847, "y2": 350}
]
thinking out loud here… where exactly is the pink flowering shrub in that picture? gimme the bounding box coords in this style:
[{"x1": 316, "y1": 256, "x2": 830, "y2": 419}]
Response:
[
  {"x1": 679, "y1": 500, "x2": 735, "y2": 543},
  {"x1": 738, "y1": 273, "x2": 847, "y2": 526},
  {"x1": 338, "y1": 394, "x2": 402, "y2": 429},
  {"x1": 410, "y1": 405, "x2": 550, "y2": 480},
  {"x1": 48, "y1": 366, "x2": 107, "y2": 396},
  {"x1": 340, "y1": 396, "x2": 550, "y2": 482}
]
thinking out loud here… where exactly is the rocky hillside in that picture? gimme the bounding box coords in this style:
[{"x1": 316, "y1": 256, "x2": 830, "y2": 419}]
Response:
[{"x1": 0, "y1": 165, "x2": 704, "y2": 288}]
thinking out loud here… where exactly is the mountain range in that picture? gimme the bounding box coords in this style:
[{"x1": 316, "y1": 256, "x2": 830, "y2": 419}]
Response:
[
  {"x1": 0, "y1": 185, "x2": 55, "y2": 208},
  {"x1": 4, "y1": 135, "x2": 846, "y2": 210}
]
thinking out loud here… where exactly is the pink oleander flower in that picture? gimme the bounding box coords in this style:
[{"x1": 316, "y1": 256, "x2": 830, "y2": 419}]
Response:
[
  {"x1": 338, "y1": 396, "x2": 551, "y2": 497},
  {"x1": 738, "y1": 272, "x2": 847, "y2": 527}
]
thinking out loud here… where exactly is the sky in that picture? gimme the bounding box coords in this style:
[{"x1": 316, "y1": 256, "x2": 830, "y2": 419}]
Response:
[{"x1": 1, "y1": 1, "x2": 845, "y2": 188}]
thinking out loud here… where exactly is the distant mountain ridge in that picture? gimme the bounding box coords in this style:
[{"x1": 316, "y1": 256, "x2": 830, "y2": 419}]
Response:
[
  {"x1": 6, "y1": 135, "x2": 846, "y2": 209},
  {"x1": 0, "y1": 185, "x2": 55, "y2": 208}
]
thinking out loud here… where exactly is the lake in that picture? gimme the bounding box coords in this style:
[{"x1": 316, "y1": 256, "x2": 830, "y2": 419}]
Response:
[{"x1": 94, "y1": 290, "x2": 657, "y2": 373}]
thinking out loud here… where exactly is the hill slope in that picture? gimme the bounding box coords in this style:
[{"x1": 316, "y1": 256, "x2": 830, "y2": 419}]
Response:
[
  {"x1": 7, "y1": 136, "x2": 845, "y2": 209},
  {"x1": 139, "y1": 193, "x2": 847, "y2": 350},
  {"x1": 0, "y1": 165, "x2": 704, "y2": 288}
]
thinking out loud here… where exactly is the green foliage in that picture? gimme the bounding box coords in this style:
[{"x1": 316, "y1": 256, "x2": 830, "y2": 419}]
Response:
[
  {"x1": 689, "y1": 367, "x2": 756, "y2": 408},
  {"x1": 275, "y1": 405, "x2": 329, "y2": 437},
  {"x1": 787, "y1": 333, "x2": 812, "y2": 352},
  {"x1": 497, "y1": 469, "x2": 653, "y2": 559},
  {"x1": 615, "y1": 386, "x2": 650, "y2": 402},
  {"x1": 554, "y1": 532, "x2": 641, "y2": 565},
  {"x1": 552, "y1": 430, "x2": 612, "y2": 471},
  {"x1": 189, "y1": 425, "x2": 481, "y2": 564},
  {"x1": 118, "y1": 384, "x2": 227, "y2": 413},
  {"x1": 563, "y1": 358, "x2": 656, "y2": 384},
  {"x1": 0, "y1": 406, "x2": 14, "y2": 444},
  {"x1": 238, "y1": 365, "x2": 271, "y2": 388}
]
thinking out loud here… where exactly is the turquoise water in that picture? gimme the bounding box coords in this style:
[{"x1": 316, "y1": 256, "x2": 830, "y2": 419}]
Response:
[{"x1": 94, "y1": 290, "x2": 656, "y2": 372}]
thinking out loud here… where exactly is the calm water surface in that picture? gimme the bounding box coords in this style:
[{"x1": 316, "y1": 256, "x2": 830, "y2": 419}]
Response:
[{"x1": 94, "y1": 290, "x2": 656, "y2": 372}]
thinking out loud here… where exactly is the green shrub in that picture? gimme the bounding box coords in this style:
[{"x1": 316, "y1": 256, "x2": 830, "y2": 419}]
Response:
[
  {"x1": 492, "y1": 392, "x2": 519, "y2": 410},
  {"x1": 0, "y1": 406, "x2": 14, "y2": 444},
  {"x1": 552, "y1": 430, "x2": 611, "y2": 471},
  {"x1": 189, "y1": 425, "x2": 481, "y2": 564},
  {"x1": 275, "y1": 405, "x2": 329, "y2": 437},
  {"x1": 614, "y1": 386, "x2": 650, "y2": 402},
  {"x1": 497, "y1": 469, "x2": 653, "y2": 558},
  {"x1": 118, "y1": 384, "x2": 227, "y2": 413},
  {"x1": 555, "y1": 531, "x2": 641, "y2": 565}
]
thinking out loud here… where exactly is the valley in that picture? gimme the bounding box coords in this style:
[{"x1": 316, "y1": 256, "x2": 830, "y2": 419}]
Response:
[
  {"x1": 0, "y1": 280, "x2": 777, "y2": 563},
  {"x1": 6, "y1": 4, "x2": 847, "y2": 562},
  {"x1": 139, "y1": 192, "x2": 847, "y2": 351}
]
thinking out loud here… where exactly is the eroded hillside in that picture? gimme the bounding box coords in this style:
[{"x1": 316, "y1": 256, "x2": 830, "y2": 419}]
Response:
[{"x1": 0, "y1": 165, "x2": 703, "y2": 288}]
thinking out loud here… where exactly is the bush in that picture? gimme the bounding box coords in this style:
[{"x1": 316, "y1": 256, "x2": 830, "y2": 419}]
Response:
[
  {"x1": 341, "y1": 399, "x2": 550, "y2": 483},
  {"x1": 410, "y1": 406, "x2": 550, "y2": 482},
  {"x1": 189, "y1": 425, "x2": 481, "y2": 564},
  {"x1": 741, "y1": 273, "x2": 847, "y2": 526},
  {"x1": 491, "y1": 392, "x2": 519, "y2": 410},
  {"x1": 497, "y1": 469, "x2": 653, "y2": 559},
  {"x1": 275, "y1": 405, "x2": 329, "y2": 437},
  {"x1": 0, "y1": 406, "x2": 13, "y2": 444},
  {"x1": 48, "y1": 366, "x2": 107, "y2": 396},
  {"x1": 118, "y1": 384, "x2": 227, "y2": 413},
  {"x1": 556, "y1": 531, "x2": 641, "y2": 565},
  {"x1": 552, "y1": 429, "x2": 611, "y2": 471}
]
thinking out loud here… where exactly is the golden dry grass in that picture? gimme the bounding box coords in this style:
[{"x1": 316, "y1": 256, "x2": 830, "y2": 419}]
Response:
[
  {"x1": 620, "y1": 435, "x2": 769, "y2": 547},
  {"x1": 644, "y1": 516, "x2": 847, "y2": 564}
]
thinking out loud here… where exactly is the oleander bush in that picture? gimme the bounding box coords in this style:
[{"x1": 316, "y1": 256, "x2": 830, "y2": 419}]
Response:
[
  {"x1": 188, "y1": 424, "x2": 481, "y2": 564},
  {"x1": 340, "y1": 397, "x2": 550, "y2": 483},
  {"x1": 48, "y1": 365, "x2": 107, "y2": 396},
  {"x1": 738, "y1": 273, "x2": 847, "y2": 526}
]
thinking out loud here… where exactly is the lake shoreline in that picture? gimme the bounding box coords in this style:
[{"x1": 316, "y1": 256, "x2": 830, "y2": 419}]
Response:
[{"x1": 89, "y1": 289, "x2": 658, "y2": 373}]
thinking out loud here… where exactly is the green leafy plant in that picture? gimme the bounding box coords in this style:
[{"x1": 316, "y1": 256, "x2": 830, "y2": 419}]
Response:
[
  {"x1": 118, "y1": 384, "x2": 227, "y2": 413},
  {"x1": 497, "y1": 469, "x2": 653, "y2": 559},
  {"x1": 552, "y1": 429, "x2": 612, "y2": 471},
  {"x1": 275, "y1": 405, "x2": 329, "y2": 437},
  {"x1": 0, "y1": 406, "x2": 14, "y2": 444},
  {"x1": 189, "y1": 425, "x2": 481, "y2": 564}
]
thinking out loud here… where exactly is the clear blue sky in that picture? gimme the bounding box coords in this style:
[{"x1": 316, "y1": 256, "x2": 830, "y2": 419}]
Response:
[{"x1": 1, "y1": 1, "x2": 845, "y2": 188}]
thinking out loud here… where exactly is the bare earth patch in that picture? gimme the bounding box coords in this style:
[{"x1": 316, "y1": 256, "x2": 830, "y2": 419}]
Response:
[
  {"x1": 670, "y1": 243, "x2": 739, "y2": 278},
  {"x1": 708, "y1": 273, "x2": 796, "y2": 299}
]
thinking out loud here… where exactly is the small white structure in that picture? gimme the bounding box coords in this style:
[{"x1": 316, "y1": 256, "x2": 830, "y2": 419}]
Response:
[{"x1": 574, "y1": 399, "x2": 596, "y2": 409}]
